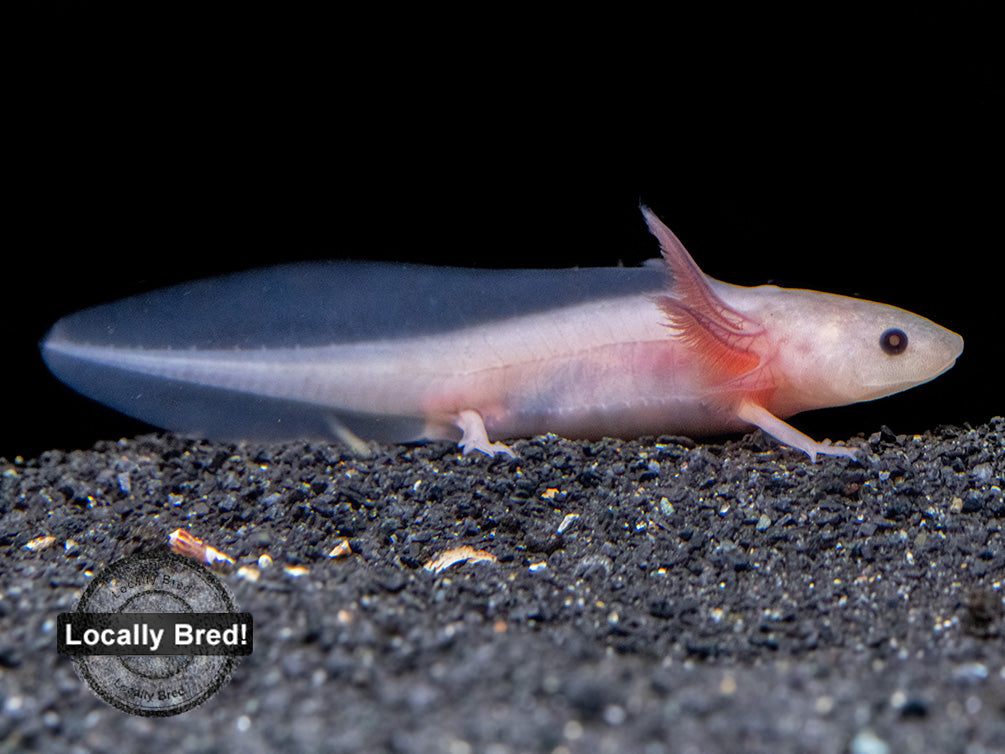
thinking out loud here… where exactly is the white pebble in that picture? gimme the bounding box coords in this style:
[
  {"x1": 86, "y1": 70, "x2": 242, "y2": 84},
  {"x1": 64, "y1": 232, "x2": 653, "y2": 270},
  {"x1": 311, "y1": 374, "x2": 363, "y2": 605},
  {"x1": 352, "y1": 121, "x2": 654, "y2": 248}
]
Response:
[{"x1": 851, "y1": 729, "x2": 889, "y2": 754}]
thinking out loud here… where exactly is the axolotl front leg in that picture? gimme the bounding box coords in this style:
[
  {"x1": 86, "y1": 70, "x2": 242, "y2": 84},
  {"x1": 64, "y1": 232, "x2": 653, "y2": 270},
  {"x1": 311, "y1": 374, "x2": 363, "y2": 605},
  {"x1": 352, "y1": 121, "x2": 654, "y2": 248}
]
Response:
[{"x1": 735, "y1": 401, "x2": 860, "y2": 462}]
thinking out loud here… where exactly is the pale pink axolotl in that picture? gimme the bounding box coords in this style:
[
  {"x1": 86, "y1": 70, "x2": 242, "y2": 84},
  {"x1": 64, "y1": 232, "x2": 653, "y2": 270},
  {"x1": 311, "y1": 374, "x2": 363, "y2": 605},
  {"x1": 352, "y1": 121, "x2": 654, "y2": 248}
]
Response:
[{"x1": 42, "y1": 207, "x2": 963, "y2": 461}]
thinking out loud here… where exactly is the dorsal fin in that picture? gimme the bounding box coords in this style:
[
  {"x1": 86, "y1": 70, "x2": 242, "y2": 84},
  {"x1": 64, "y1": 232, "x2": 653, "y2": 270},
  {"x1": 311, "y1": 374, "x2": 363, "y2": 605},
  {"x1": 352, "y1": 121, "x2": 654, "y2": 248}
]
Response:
[{"x1": 641, "y1": 206, "x2": 765, "y2": 383}]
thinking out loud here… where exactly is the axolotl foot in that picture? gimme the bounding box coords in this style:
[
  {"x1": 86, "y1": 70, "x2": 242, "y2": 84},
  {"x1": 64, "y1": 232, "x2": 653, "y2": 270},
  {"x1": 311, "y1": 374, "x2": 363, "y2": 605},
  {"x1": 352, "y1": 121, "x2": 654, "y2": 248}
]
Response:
[
  {"x1": 455, "y1": 410, "x2": 516, "y2": 458},
  {"x1": 805, "y1": 439, "x2": 861, "y2": 463}
]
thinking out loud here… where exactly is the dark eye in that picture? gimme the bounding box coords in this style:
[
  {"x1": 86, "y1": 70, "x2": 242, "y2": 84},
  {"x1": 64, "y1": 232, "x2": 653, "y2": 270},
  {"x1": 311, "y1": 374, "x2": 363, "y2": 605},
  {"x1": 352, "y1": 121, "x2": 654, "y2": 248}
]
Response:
[{"x1": 880, "y1": 328, "x2": 908, "y2": 355}]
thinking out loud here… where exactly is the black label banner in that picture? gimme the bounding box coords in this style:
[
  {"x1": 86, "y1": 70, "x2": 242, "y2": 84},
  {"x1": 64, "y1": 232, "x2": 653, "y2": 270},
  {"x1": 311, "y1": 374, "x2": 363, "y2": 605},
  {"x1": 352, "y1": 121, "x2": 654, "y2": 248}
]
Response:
[{"x1": 58, "y1": 612, "x2": 254, "y2": 656}]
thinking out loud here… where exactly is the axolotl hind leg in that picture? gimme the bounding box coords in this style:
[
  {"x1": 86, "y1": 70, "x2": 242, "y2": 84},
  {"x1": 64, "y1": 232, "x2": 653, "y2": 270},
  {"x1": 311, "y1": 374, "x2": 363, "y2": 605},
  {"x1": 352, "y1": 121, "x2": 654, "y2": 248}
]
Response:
[{"x1": 455, "y1": 410, "x2": 516, "y2": 458}]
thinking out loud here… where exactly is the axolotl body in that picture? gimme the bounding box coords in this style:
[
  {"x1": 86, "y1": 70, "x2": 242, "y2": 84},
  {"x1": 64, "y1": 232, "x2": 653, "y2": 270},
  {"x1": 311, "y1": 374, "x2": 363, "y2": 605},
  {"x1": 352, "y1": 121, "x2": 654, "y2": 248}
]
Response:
[{"x1": 42, "y1": 208, "x2": 963, "y2": 461}]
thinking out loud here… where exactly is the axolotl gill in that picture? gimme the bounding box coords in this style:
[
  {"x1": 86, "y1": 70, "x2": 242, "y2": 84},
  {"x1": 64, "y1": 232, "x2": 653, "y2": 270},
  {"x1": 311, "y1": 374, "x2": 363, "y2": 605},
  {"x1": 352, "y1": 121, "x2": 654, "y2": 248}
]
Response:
[{"x1": 42, "y1": 207, "x2": 963, "y2": 461}]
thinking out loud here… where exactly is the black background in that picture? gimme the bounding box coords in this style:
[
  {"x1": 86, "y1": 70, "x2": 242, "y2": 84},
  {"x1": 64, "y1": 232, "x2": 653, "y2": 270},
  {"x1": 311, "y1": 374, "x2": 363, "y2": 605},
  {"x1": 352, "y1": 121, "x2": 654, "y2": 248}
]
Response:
[{"x1": 7, "y1": 3, "x2": 1000, "y2": 460}]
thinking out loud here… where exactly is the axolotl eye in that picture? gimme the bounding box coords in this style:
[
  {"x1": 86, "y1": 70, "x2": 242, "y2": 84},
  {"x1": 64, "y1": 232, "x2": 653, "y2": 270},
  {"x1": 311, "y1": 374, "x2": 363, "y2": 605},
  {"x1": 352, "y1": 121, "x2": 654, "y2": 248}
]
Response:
[{"x1": 880, "y1": 328, "x2": 909, "y2": 355}]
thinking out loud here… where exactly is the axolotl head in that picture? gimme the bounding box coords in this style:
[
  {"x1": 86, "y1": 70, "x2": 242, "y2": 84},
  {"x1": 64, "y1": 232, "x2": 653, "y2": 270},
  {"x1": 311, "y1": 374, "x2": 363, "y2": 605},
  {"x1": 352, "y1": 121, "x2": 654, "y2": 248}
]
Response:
[
  {"x1": 640, "y1": 206, "x2": 965, "y2": 422},
  {"x1": 742, "y1": 284, "x2": 965, "y2": 416}
]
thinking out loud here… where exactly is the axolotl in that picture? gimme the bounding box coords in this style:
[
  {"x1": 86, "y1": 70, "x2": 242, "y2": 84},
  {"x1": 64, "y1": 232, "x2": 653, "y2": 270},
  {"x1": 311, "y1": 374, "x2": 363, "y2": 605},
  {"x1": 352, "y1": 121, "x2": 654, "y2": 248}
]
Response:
[{"x1": 42, "y1": 207, "x2": 963, "y2": 461}]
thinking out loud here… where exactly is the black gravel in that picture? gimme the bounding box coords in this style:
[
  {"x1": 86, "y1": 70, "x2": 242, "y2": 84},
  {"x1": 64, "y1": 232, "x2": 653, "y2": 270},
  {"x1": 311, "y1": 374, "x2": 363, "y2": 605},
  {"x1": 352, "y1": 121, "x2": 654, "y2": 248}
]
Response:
[{"x1": 2, "y1": 421, "x2": 1003, "y2": 753}]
